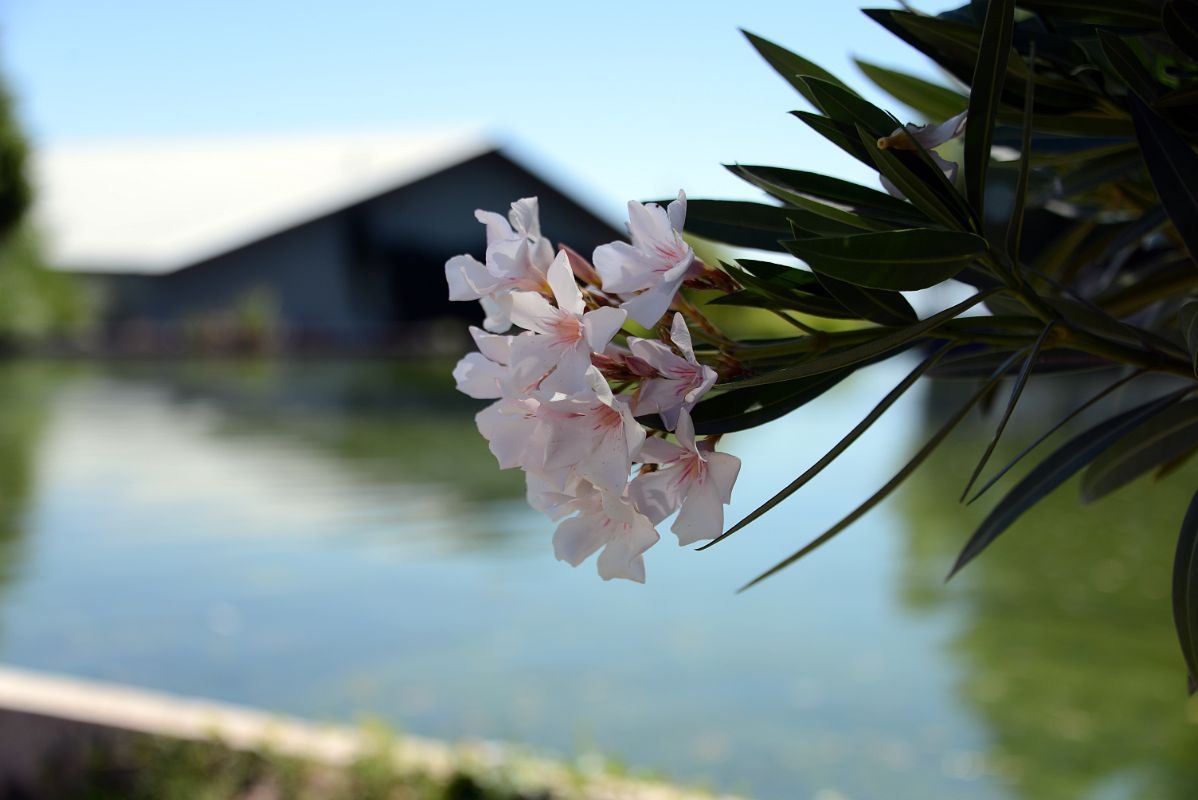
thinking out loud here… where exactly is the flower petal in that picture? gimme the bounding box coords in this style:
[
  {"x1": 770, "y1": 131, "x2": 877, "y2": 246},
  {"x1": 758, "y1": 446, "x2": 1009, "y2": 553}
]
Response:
[
  {"x1": 582, "y1": 306, "x2": 627, "y2": 353},
  {"x1": 546, "y1": 251, "x2": 585, "y2": 315}
]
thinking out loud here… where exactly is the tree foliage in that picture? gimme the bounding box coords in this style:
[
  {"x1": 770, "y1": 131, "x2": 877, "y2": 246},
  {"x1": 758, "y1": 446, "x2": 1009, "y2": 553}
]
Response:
[{"x1": 682, "y1": 0, "x2": 1198, "y2": 688}]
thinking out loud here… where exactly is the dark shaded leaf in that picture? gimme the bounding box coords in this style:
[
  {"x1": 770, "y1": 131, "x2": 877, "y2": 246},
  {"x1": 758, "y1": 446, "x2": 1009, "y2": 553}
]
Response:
[
  {"x1": 965, "y1": 0, "x2": 1015, "y2": 218},
  {"x1": 966, "y1": 370, "x2": 1145, "y2": 504},
  {"x1": 815, "y1": 273, "x2": 917, "y2": 325},
  {"x1": 1128, "y1": 94, "x2": 1198, "y2": 262},
  {"x1": 1098, "y1": 31, "x2": 1161, "y2": 103},
  {"x1": 1018, "y1": 0, "x2": 1166, "y2": 27},
  {"x1": 854, "y1": 59, "x2": 969, "y2": 121},
  {"x1": 792, "y1": 110, "x2": 877, "y2": 166},
  {"x1": 802, "y1": 77, "x2": 899, "y2": 137},
  {"x1": 683, "y1": 370, "x2": 851, "y2": 435},
  {"x1": 743, "y1": 30, "x2": 856, "y2": 110},
  {"x1": 960, "y1": 323, "x2": 1056, "y2": 501},
  {"x1": 1172, "y1": 484, "x2": 1198, "y2": 690},
  {"x1": 1163, "y1": 0, "x2": 1198, "y2": 61},
  {"x1": 727, "y1": 164, "x2": 882, "y2": 232},
  {"x1": 858, "y1": 126, "x2": 977, "y2": 232},
  {"x1": 930, "y1": 347, "x2": 1107, "y2": 378},
  {"x1": 1007, "y1": 42, "x2": 1036, "y2": 262},
  {"x1": 785, "y1": 229, "x2": 988, "y2": 291},
  {"x1": 728, "y1": 164, "x2": 930, "y2": 227},
  {"x1": 1082, "y1": 399, "x2": 1198, "y2": 502},
  {"x1": 950, "y1": 387, "x2": 1189, "y2": 577},
  {"x1": 702, "y1": 342, "x2": 954, "y2": 550},
  {"x1": 1180, "y1": 302, "x2": 1198, "y2": 374},
  {"x1": 680, "y1": 200, "x2": 792, "y2": 252},
  {"x1": 725, "y1": 289, "x2": 995, "y2": 388},
  {"x1": 739, "y1": 347, "x2": 1027, "y2": 592}
]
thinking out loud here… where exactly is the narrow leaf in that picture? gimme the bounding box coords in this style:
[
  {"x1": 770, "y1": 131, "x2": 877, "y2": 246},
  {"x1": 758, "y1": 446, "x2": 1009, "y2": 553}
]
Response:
[
  {"x1": 960, "y1": 323, "x2": 1056, "y2": 501},
  {"x1": 1128, "y1": 94, "x2": 1198, "y2": 263},
  {"x1": 814, "y1": 274, "x2": 917, "y2": 325},
  {"x1": 743, "y1": 30, "x2": 856, "y2": 109},
  {"x1": 1081, "y1": 400, "x2": 1198, "y2": 502},
  {"x1": 702, "y1": 342, "x2": 954, "y2": 550},
  {"x1": 739, "y1": 347, "x2": 1027, "y2": 592},
  {"x1": 728, "y1": 164, "x2": 930, "y2": 227},
  {"x1": 858, "y1": 126, "x2": 976, "y2": 232},
  {"x1": 785, "y1": 229, "x2": 987, "y2": 291},
  {"x1": 793, "y1": 110, "x2": 876, "y2": 167},
  {"x1": 950, "y1": 388, "x2": 1190, "y2": 578},
  {"x1": 1172, "y1": 485, "x2": 1198, "y2": 689},
  {"x1": 1179, "y1": 301, "x2": 1198, "y2": 375},
  {"x1": 854, "y1": 60, "x2": 968, "y2": 121},
  {"x1": 965, "y1": 0, "x2": 1015, "y2": 218},
  {"x1": 1097, "y1": 31, "x2": 1161, "y2": 103},
  {"x1": 966, "y1": 370, "x2": 1145, "y2": 504},
  {"x1": 801, "y1": 77, "x2": 898, "y2": 137},
  {"x1": 680, "y1": 200, "x2": 792, "y2": 251},
  {"x1": 1163, "y1": 0, "x2": 1198, "y2": 61},
  {"x1": 726, "y1": 290, "x2": 996, "y2": 388},
  {"x1": 1006, "y1": 42, "x2": 1036, "y2": 262}
]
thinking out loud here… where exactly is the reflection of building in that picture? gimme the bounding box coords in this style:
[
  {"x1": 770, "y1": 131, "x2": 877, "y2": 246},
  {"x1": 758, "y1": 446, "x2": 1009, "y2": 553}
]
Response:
[{"x1": 33, "y1": 132, "x2": 620, "y2": 352}]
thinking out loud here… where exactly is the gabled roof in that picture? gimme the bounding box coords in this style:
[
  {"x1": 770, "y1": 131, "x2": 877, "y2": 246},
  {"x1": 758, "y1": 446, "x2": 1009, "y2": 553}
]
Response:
[{"x1": 32, "y1": 130, "x2": 493, "y2": 275}]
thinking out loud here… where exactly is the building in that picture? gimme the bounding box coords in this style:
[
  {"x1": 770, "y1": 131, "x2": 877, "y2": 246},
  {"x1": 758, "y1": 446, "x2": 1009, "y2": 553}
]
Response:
[{"x1": 32, "y1": 131, "x2": 621, "y2": 352}]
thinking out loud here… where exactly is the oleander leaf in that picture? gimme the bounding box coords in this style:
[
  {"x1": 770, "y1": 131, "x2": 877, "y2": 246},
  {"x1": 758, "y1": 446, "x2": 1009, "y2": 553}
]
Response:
[
  {"x1": 785, "y1": 229, "x2": 988, "y2": 291},
  {"x1": 1081, "y1": 400, "x2": 1198, "y2": 502},
  {"x1": 965, "y1": 0, "x2": 1015, "y2": 218},
  {"x1": 1173, "y1": 485, "x2": 1198, "y2": 690},
  {"x1": 854, "y1": 60, "x2": 969, "y2": 121},
  {"x1": 1128, "y1": 95, "x2": 1198, "y2": 263}
]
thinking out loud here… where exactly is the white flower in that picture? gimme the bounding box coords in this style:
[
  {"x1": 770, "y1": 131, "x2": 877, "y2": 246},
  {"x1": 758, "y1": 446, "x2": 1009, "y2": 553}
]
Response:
[
  {"x1": 538, "y1": 367, "x2": 647, "y2": 494},
  {"x1": 474, "y1": 395, "x2": 547, "y2": 471},
  {"x1": 628, "y1": 313, "x2": 717, "y2": 430},
  {"x1": 508, "y1": 251, "x2": 627, "y2": 395},
  {"x1": 629, "y1": 409, "x2": 741, "y2": 546},
  {"x1": 445, "y1": 197, "x2": 556, "y2": 332},
  {"x1": 593, "y1": 191, "x2": 695, "y2": 327},
  {"x1": 452, "y1": 326, "x2": 520, "y2": 400},
  {"x1": 552, "y1": 489, "x2": 661, "y2": 583}
]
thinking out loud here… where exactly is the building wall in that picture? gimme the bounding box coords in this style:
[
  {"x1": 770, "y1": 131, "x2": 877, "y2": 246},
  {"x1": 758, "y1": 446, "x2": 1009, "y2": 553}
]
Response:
[{"x1": 90, "y1": 151, "x2": 622, "y2": 349}]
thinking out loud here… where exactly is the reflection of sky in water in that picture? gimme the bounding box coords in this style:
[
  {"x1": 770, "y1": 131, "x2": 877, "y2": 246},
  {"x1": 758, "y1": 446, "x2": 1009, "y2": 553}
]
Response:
[{"x1": 0, "y1": 360, "x2": 1100, "y2": 799}]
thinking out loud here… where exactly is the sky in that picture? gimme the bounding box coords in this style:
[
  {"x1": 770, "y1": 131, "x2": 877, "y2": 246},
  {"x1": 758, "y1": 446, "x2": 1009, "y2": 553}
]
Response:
[{"x1": 0, "y1": 1, "x2": 961, "y2": 222}]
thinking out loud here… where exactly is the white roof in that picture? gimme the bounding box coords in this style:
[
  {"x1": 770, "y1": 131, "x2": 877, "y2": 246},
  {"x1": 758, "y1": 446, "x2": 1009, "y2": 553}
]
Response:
[{"x1": 31, "y1": 130, "x2": 493, "y2": 274}]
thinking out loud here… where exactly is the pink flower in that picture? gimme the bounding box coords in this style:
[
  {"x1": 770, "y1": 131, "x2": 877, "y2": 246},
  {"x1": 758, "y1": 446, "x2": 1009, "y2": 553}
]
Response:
[
  {"x1": 629, "y1": 409, "x2": 741, "y2": 546},
  {"x1": 593, "y1": 191, "x2": 695, "y2": 327},
  {"x1": 552, "y1": 489, "x2": 661, "y2": 583},
  {"x1": 628, "y1": 313, "x2": 717, "y2": 430}
]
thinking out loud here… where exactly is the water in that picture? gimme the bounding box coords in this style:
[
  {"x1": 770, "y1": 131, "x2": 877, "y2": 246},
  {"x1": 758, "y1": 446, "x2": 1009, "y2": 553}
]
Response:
[{"x1": 0, "y1": 359, "x2": 1194, "y2": 799}]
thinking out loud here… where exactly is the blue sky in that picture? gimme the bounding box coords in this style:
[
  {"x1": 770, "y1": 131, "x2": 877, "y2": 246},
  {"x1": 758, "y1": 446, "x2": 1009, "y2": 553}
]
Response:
[{"x1": 0, "y1": 1, "x2": 960, "y2": 220}]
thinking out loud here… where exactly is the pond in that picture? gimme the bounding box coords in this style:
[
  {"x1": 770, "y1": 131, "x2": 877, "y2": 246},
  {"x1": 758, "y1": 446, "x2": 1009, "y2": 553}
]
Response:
[{"x1": 0, "y1": 359, "x2": 1194, "y2": 799}]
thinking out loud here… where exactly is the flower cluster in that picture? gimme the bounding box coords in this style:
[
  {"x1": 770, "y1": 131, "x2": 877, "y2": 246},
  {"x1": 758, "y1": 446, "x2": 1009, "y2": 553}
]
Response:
[{"x1": 447, "y1": 195, "x2": 741, "y2": 582}]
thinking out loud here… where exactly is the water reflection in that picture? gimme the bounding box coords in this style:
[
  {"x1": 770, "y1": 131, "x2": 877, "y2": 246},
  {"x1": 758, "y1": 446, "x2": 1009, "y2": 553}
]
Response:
[{"x1": 900, "y1": 410, "x2": 1198, "y2": 799}]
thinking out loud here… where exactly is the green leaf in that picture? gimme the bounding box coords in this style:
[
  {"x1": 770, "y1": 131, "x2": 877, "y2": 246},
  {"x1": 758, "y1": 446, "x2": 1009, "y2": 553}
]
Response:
[
  {"x1": 680, "y1": 200, "x2": 792, "y2": 252},
  {"x1": 960, "y1": 323, "x2": 1056, "y2": 501},
  {"x1": 815, "y1": 274, "x2": 917, "y2": 325},
  {"x1": 725, "y1": 289, "x2": 995, "y2": 388},
  {"x1": 1128, "y1": 94, "x2": 1198, "y2": 263},
  {"x1": 966, "y1": 370, "x2": 1145, "y2": 504},
  {"x1": 728, "y1": 164, "x2": 930, "y2": 227},
  {"x1": 1018, "y1": 0, "x2": 1165, "y2": 27},
  {"x1": 1007, "y1": 42, "x2": 1036, "y2": 262},
  {"x1": 965, "y1": 0, "x2": 1015, "y2": 219},
  {"x1": 1097, "y1": 31, "x2": 1161, "y2": 103},
  {"x1": 792, "y1": 110, "x2": 876, "y2": 167},
  {"x1": 1163, "y1": 0, "x2": 1198, "y2": 61},
  {"x1": 1081, "y1": 400, "x2": 1198, "y2": 503},
  {"x1": 950, "y1": 388, "x2": 1189, "y2": 578},
  {"x1": 726, "y1": 164, "x2": 882, "y2": 232},
  {"x1": 701, "y1": 342, "x2": 953, "y2": 550},
  {"x1": 742, "y1": 30, "x2": 856, "y2": 110},
  {"x1": 801, "y1": 77, "x2": 899, "y2": 137},
  {"x1": 1180, "y1": 302, "x2": 1198, "y2": 375},
  {"x1": 739, "y1": 346, "x2": 1026, "y2": 592},
  {"x1": 784, "y1": 229, "x2": 988, "y2": 291},
  {"x1": 858, "y1": 126, "x2": 977, "y2": 232},
  {"x1": 854, "y1": 60, "x2": 968, "y2": 121},
  {"x1": 1173, "y1": 485, "x2": 1198, "y2": 689}
]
